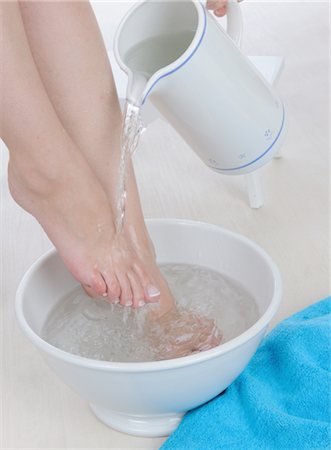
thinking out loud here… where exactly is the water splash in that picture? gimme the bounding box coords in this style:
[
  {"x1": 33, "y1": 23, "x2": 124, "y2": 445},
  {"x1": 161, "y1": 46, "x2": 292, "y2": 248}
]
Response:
[{"x1": 115, "y1": 102, "x2": 144, "y2": 233}]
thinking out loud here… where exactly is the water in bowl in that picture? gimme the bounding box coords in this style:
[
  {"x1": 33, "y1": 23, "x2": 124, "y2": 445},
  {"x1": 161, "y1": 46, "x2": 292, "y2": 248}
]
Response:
[{"x1": 42, "y1": 263, "x2": 259, "y2": 362}]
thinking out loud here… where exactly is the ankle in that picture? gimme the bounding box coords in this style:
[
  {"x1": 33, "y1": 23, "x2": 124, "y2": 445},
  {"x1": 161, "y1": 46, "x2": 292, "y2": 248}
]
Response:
[{"x1": 124, "y1": 222, "x2": 155, "y2": 257}]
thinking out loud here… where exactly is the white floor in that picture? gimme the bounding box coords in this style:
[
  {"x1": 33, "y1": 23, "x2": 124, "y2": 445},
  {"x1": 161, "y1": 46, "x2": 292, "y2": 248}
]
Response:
[{"x1": 1, "y1": 2, "x2": 329, "y2": 449}]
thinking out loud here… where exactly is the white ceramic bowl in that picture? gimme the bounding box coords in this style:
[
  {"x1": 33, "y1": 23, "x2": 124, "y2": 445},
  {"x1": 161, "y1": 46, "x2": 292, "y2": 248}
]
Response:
[{"x1": 16, "y1": 219, "x2": 282, "y2": 437}]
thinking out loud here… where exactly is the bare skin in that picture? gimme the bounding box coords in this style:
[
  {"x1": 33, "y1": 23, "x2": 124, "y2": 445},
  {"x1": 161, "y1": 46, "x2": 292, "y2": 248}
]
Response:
[
  {"x1": 147, "y1": 307, "x2": 222, "y2": 360},
  {"x1": 1, "y1": 0, "x2": 163, "y2": 307},
  {"x1": 207, "y1": 0, "x2": 228, "y2": 17},
  {"x1": 1, "y1": 1, "x2": 222, "y2": 357},
  {"x1": 18, "y1": 0, "x2": 173, "y2": 311}
]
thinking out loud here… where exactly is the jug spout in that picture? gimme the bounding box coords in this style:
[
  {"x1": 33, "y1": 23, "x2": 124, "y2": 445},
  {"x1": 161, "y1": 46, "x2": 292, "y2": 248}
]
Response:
[
  {"x1": 126, "y1": 72, "x2": 148, "y2": 107},
  {"x1": 114, "y1": 0, "x2": 204, "y2": 105}
]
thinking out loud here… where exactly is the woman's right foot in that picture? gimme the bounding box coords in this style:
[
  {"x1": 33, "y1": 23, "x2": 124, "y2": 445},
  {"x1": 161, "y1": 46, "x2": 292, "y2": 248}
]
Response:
[{"x1": 147, "y1": 307, "x2": 223, "y2": 360}]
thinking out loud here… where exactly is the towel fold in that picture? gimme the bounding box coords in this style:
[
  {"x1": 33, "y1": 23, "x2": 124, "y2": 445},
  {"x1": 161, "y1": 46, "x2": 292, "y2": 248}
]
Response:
[{"x1": 161, "y1": 297, "x2": 331, "y2": 450}]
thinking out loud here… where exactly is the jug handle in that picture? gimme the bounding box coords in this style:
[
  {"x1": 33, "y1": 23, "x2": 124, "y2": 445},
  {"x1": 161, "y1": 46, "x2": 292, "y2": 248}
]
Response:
[{"x1": 205, "y1": 0, "x2": 243, "y2": 48}]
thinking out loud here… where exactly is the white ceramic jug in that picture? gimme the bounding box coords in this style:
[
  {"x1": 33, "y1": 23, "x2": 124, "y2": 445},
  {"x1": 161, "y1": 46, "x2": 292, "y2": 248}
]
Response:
[{"x1": 114, "y1": 0, "x2": 285, "y2": 175}]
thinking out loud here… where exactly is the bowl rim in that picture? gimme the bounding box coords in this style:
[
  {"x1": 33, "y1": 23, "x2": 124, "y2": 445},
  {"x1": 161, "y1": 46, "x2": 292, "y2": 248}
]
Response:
[{"x1": 15, "y1": 218, "x2": 282, "y2": 372}]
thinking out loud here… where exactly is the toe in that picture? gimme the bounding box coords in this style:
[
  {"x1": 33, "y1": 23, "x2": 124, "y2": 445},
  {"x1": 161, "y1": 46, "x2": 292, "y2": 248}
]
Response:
[
  {"x1": 127, "y1": 270, "x2": 145, "y2": 308},
  {"x1": 103, "y1": 272, "x2": 121, "y2": 304},
  {"x1": 145, "y1": 282, "x2": 161, "y2": 302},
  {"x1": 116, "y1": 271, "x2": 133, "y2": 307},
  {"x1": 82, "y1": 284, "x2": 99, "y2": 299},
  {"x1": 133, "y1": 264, "x2": 160, "y2": 303},
  {"x1": 86, "y1": 272, "x2": 107, "y2": 298}
]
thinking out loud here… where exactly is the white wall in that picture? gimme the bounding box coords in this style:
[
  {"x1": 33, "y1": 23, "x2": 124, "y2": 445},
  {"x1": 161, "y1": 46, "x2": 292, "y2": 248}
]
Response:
[
  {"x1": 91, "y1": 1, "x2": 135, "y2": 50},
  {"x1": 91, "y1": 1, "x2": 136, "y2": 97}
]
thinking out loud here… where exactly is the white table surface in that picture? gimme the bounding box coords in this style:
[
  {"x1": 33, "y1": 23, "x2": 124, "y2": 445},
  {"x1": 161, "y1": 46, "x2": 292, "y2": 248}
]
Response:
[{"x1": 1, "y1": 2, "x2": 329, "y2": 449}]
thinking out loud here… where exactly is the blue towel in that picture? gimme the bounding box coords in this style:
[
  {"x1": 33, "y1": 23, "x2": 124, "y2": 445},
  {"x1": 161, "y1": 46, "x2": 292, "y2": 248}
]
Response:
[{"x1": 161, "y1": 297, "x2": 331, "y2": 450}]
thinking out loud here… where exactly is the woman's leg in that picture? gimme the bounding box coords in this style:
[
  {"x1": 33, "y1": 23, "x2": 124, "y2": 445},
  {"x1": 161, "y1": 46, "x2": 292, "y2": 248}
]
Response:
[
  {"x1": 0, "y1": 1, "x2": 160, "y2": 306},
  {"x1": 1, "y1": 2, "x2": 221, "y2": 356},
  {"x1": 19, "y1": 0, "x2": 174, "y2": 314}
]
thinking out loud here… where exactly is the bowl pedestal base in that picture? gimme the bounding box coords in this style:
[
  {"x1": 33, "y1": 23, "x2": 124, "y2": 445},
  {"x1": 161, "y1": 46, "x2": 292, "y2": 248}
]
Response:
[{"x1": 89, "y1": 403, "x2": 184, "y2": 437}]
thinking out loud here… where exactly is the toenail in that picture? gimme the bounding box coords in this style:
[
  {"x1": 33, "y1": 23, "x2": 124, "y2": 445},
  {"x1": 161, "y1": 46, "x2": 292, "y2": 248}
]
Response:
[
  {"x1": 125, "y1": 300, "x2": 133, "y2": 306},
  {"x1": 114, "y1": 298, "x2": 120, "y2": 304},
  {"x1": 147, "y1": 284, "x2": 160, "y2": 297},
  {"x1": 138, "y1": 300, "x2": 145, "y2": 307},
  {"x1": 102, "y1": 292, "x2": 108, "y2": 297}
]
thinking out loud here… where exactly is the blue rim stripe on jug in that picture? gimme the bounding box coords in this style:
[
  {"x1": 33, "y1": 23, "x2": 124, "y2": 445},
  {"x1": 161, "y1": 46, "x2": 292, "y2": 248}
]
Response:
[
  {"x1": 141, "y1": 2, "x2": 207, "y2": 105},
  {"x1": 213, "y1": 104, "x2": 286, "y2": 172}
]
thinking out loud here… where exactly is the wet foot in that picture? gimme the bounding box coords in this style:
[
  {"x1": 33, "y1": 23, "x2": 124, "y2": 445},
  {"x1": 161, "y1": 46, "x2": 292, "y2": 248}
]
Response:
[
  {"x1": 120, "y1": 222, "x2": 175, "y2": 315},
  {"x1": 115, "y1": 190, "x2": 223, "y2": 357},
  {"x1": 147, "y1": 306, "x2": 223, "y2": 360},
  {"x1": 7, "y1": 149, "x2": 161, "y2": 306}
]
